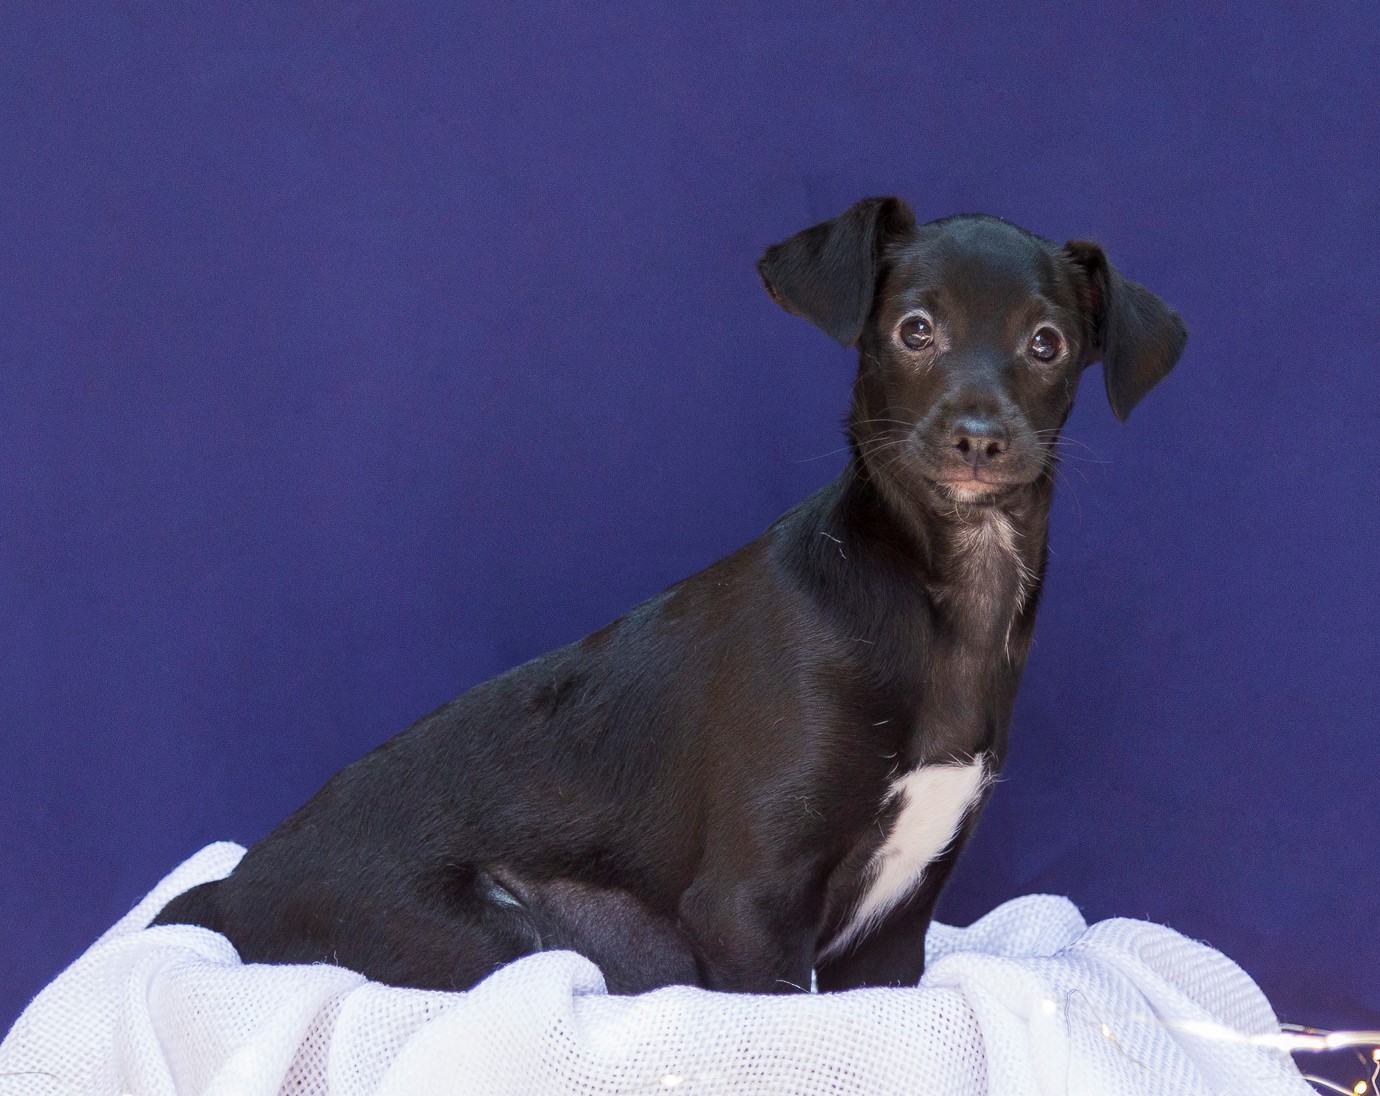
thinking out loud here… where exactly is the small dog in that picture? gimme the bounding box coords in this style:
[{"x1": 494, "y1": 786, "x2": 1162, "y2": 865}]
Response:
[{"x1": 155, "y1": 198, "x2": 1186, "y2": 994}]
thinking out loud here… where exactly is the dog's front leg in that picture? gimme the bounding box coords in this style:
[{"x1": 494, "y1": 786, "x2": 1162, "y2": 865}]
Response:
[
  {"x1": 815, "y1": 820, "x2": 973, "y2": 991},
  {"x1": 677, "y1": 874, "x2": 819, "y2": 993},
  {"x1": 814, "y1": 889, "x2": 936, "y2": 991}
]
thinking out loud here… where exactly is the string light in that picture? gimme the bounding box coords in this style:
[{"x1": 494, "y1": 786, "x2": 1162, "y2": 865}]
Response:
[
  {"x1": 1306, "y1": 1079, "x2": 1367, "y2": 1096},
  {"x1": 1163, "y1": 1019, "x2": 1380, "y2": 1055},
  {"x1": 1037, "y1": 992, "x2": 1380, "y2": 1095},
  {"x1": 1178, "y1": 1021, "x2": 1380, "y2": 1094}
]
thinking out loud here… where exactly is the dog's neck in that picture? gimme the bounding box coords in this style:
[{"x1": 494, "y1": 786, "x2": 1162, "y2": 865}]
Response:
[
  {"x1": 781, "y1": 448, "x2": 1054, "y2": 764},
  {"x1": 839, "y1": 446, "x2": 1052, "y2": 624},
  {"x1": 928, "y1": 502, "x2": 1039, "y2": 646}
]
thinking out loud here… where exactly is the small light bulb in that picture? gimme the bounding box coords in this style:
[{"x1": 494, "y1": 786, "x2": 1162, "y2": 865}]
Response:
[
  {"x1": 1041, "y1": 998, "x2": 1057, "y2": 1016},
  {"x1": 1100, "y1": 1023, "x2": 1114, "y2": 1041},
  {"x1": 1352, "y1": 1082, "x2": 1367, "y2": 1096}
]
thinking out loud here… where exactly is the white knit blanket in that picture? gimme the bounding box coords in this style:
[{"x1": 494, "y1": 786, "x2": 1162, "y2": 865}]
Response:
[{"x1": 0, "y1": 843, "x2": 1312, "y2": 1095}]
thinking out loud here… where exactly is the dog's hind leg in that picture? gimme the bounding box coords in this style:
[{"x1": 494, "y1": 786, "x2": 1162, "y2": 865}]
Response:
[
  {"x1": 152, "y1": 862, "x2": 698, "y2": 993},
  {"x1": 495, "y1": 874, "x2": 703, "y2": 994},
  {"x1": 151, "y1": 865, "x2": 547, "y2": 992}
]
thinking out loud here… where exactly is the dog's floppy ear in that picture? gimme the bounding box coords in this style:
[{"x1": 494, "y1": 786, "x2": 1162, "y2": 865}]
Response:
[
  {"x1": 1062, "y1": 240, "x2": 1188, "y2": 422},
  {"x1": 758, "y1": 197, "x2": 916, "y2": 347}
]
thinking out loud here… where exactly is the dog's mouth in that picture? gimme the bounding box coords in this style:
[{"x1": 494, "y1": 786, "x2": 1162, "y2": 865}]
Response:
[
  {"x1": 860, "y1": 431, "x2": 1045, "y2": 505},
  {"x1": 922, "y1": 456, "x2": 1045, "y2": 501},
  {"x1": 926, "y1": 474, "x2": 1020, "y2": 504},
  {"x1": 923, "y1": 444, "x2": 1050, "y2": 504}
]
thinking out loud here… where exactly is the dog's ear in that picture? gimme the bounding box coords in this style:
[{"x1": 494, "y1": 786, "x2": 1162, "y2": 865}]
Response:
[
  {"x1": 1062, "y1": 241, "x2": 1188, "y2": 422},
  {"x1": 758, "y1": 197, "x2": 916, "y2": 347}
]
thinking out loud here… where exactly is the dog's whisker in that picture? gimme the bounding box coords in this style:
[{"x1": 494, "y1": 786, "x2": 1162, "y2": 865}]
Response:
[
  {"x1": 791, "y1": 444, "x2": 857, "y2": 464},
  {"x1": 1047, "y1": 460, "x2": 1086, "y2": 522},
  {"x1": 1031, "y1": 432, "x2": 1110, "y2": 462},
  {"x1": 1048, "y1": 445, "x2": 1110, "y2": 465}
]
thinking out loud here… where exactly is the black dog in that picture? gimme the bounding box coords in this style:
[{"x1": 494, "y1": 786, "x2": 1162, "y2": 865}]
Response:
[{"x1": 154, "y1": 198, "x2": 1186, "y2": 995}]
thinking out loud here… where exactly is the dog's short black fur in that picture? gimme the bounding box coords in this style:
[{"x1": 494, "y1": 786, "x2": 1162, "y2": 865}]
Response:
[{"x1": 154, "y1": 198, "x2": 1186, "y2": 994}]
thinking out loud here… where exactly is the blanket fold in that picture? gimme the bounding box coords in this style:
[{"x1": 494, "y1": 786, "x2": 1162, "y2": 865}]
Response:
[{"x1": 0, "y1": 843, "x2": 1311, "y2": 1095}]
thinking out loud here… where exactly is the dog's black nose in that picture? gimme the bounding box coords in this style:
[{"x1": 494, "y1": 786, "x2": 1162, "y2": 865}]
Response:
[{"x1": 951, "y1": 416, "x2": 1009, "y2": 462}]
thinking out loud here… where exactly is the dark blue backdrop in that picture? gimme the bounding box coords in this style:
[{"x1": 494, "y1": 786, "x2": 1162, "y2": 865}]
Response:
[{"x1": 3, "y1": 0, "x2": 1377, "y2": 1045}]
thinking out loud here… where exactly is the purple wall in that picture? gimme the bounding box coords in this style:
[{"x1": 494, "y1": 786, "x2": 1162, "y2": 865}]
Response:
[{"x1": 4, "y1": 0, "x2": 1377, "y2": 1042}]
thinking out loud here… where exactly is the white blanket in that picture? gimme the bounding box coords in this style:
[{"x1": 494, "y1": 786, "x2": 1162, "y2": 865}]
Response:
[{"x1": 0, "y1": 843, "x2": 1312, "y2": 1095}]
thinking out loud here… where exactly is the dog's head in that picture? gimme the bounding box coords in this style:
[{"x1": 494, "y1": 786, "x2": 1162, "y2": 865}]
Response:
[{"x1": 758, "y1": 198, "x2": 1186, "y2": 507}]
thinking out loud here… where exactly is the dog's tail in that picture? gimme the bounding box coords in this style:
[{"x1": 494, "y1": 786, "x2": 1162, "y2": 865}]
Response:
[{"x1": 149, "y1": 880, "x2": 225, "y2": 934}]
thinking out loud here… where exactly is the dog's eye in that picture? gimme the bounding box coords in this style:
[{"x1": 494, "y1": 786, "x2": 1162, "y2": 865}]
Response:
[
  {"x1": 898, "y1": 315, "x2": 934, "y2": 351},
  {"x1": 1029, "y1": 327, "x2": 1064, "y2": 362}
]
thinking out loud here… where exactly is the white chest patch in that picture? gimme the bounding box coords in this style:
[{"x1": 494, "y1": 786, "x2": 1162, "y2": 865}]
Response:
[{"x1": 822, "y1": 757, "x2": 989, "y2": 960}]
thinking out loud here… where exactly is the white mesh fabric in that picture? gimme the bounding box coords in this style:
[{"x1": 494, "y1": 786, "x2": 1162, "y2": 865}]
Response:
[{"x1": 0, "y1": 843, "x2": 1313, "y2": 1095}]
